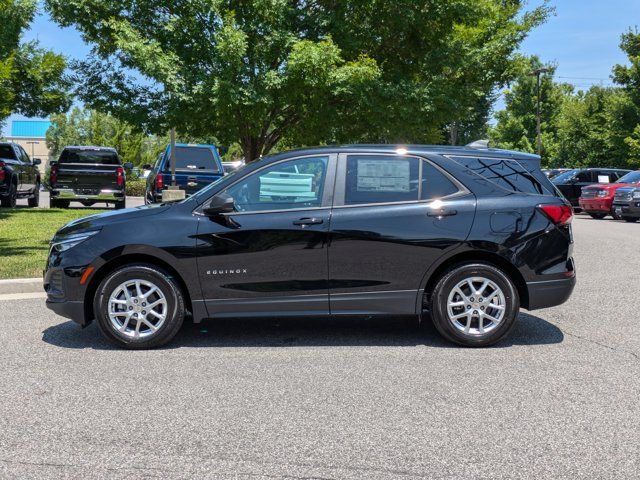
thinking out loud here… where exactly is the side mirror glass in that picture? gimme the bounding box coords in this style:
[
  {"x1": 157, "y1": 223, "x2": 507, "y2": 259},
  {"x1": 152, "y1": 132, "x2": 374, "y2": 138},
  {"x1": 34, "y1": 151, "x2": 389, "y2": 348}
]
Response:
[
  {"x1": 203, "y1": 193, "x2": 235, "y2": 216},
  {"x1": 32, "y1": 158, "x2": 41, "y2": 165},
  {"x1": 123, "y1": 162, "x2": 134, "y2": 170}
]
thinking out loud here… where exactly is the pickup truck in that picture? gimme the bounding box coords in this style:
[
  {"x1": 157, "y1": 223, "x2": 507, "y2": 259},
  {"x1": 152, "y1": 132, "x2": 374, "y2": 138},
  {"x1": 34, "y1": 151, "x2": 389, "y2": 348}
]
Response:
[
  {"x1": 144, "y1": 143, "x2": 224, "y2": 204},
  {"x1": 49, "y1": 146, "x2": 133, "y2": 209},
  {"x1": 0, "y1": 142, "x2": 41, "y2": 208}
]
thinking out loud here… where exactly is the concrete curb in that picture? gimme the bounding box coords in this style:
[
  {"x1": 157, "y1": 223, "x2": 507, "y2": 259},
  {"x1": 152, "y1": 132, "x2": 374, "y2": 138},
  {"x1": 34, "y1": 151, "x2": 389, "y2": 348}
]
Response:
[{"x1": 0, "y1": 278, "x2": 43, "y2": 295}]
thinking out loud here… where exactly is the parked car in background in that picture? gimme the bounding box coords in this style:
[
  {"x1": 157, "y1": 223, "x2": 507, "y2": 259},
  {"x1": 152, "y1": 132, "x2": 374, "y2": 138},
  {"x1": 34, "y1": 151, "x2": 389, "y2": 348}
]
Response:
[
  {"x1": 552, "y1": 168, "x2": 631, "y2": 209},
  {"x1": 144, "y1": 143, "x2": 224, "y2": 204},
  {"x1": 578, "y1": 170, "x2": 640, "y2": 219},
  {"x1": 45, "y1": 144, "x2": 575, "y2": 349},
  {"x1": 542, "y1": 168, "x2": 571, "y2": 179},
  {"x1": 222, "y1": 159, "x2": 245, "y2": 174},
  {"x1": 612, "y1": 185, "x2": 640, "y2": 223},
  {"x1": 49, "y1": 146, "x2": 132, "y2": 209},
  {"x1": 0, "y1": 142, "x2": 41, "y2": 208}
]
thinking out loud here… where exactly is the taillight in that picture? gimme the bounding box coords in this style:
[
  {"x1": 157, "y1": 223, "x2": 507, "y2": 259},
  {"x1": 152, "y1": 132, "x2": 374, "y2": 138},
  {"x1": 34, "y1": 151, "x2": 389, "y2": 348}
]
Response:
[
  {"x1": 0, "y1": 161, "x2": 5, "y2": 182},
  {"x1": 155, "y1": 173, "x2": 164, "y2": 191},
  {"x1": 116, "y1": 166, "x2": 124, "y2": 186},
  {"x1": 50, "y1": 164, "x2": 58, "y2": 186},
  {"x1": 538, "y1": 204, "x2": 573, "y2": 225}
]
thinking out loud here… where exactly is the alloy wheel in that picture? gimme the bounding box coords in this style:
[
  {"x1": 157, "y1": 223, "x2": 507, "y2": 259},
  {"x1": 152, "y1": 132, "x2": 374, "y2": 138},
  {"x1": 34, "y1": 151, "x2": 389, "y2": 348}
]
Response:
[
  {"x1": 108, "y1": 279, "x2": 167, "y2": 338},
  {"x1": 446, "y1": 276, "x2": 506, "y2": 336}
]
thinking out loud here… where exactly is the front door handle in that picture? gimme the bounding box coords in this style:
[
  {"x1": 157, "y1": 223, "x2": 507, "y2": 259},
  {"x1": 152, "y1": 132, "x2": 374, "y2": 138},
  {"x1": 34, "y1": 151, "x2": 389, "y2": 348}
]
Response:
[
  {"x1": 293, "y1": 217, "x2": 324, "y2": 226},
  {"x1": 427, "y1": 209, "x2": 458, "y2": 218}
]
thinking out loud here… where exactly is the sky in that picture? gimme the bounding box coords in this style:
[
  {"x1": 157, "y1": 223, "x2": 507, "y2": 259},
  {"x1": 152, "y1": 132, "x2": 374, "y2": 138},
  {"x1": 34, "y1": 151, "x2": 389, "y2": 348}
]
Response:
[{"x1": 3, "y1": 0, "x2": 638, "y2": 136}]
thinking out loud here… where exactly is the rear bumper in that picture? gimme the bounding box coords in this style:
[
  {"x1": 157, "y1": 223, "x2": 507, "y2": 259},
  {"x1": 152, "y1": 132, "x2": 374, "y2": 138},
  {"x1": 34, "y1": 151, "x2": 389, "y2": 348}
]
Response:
[
  {"x1": 526, "y1": 275, "x2": 576, "y2": 310},
  {"x1": 578, "y1": 198, "x2": 612, "y2": 213},
  {"x1": 51, "y1": 188, "x2": 125, "y2": 202}
]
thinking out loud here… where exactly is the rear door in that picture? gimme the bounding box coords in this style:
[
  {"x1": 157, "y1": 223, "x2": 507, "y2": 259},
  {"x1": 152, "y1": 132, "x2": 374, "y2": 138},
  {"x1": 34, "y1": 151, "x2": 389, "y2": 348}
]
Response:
[
  {"x1": 195, "y1": 153, "x2": 337, "y2": 317},
  {"x1": 327, "y1": 153, "x2": 476, "y2": 316}
]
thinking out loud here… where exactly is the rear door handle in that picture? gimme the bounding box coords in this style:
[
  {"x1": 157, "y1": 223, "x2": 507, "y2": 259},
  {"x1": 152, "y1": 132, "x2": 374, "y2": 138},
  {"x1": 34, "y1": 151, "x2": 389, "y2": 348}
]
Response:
[
  {"x1": 427, "y1": 209, "x2": 458, "y2": 217},
  {"x1": 293, "y1": 217, "x2": 324, "y2": 226}
]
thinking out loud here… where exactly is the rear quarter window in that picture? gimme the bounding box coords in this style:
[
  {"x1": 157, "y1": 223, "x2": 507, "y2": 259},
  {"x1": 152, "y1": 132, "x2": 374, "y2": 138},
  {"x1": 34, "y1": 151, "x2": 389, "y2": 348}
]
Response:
[{"x1": 449, "y1": 156, "x2": 554, "y2": 195}]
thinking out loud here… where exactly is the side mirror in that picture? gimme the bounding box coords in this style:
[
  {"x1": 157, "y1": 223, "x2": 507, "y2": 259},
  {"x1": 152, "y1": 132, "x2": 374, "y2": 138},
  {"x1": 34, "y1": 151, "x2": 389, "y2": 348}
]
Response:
[
  {"x1": 123, "y1": 162, "x2": 134, "y2": 170},
  {"x1": 49, "y1": 160, "x2": 58, "y2": 166},
  {"x1": 203, "y1": 193, "x2": 235, "y2": 216},
  {"x1": 142, "y1": 164, "x2": 151, "y2": 170},
  {"x1": 32, "y1": 158, "x2": 41, "y2": 165}
]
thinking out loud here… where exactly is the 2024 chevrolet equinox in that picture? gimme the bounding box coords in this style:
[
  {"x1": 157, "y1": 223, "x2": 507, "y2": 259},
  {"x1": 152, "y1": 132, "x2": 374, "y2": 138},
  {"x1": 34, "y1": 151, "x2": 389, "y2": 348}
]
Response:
[{"x1": 44, "y1": 145, "x2": 576, "y2": 348}]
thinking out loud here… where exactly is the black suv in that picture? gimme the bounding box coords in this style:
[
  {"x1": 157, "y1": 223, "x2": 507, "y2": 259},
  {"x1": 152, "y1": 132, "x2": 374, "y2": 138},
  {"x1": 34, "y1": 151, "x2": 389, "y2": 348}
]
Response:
[
  {"x1": 44, "y1": 145, "x2": 576, "y2": 349},
  {"x1": 0, "y1": 142, "x2": 42, "y2": 208}
]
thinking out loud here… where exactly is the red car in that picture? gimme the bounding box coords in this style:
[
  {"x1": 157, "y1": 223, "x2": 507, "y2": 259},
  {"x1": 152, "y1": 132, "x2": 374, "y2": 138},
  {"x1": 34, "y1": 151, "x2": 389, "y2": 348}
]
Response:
[{"x1": 579, "y1": 170, "x2": 640, "y2": 219}]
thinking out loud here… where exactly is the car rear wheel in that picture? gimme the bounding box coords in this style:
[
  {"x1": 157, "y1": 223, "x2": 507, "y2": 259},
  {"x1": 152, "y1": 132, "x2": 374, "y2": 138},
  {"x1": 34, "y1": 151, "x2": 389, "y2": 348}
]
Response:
[
  {"x1": 430, "y1": 263, "x2": 519, "y2": 347},
  {"x1": 27, "y1": 183, "x2": 40, "y2": 207},
  {"x1": 94, "y1": 264, "x2": 185, "y2": 349},
  {"x1": 589, "y1": 213, "x2": 606, "y2": 219},
  {"x1": 50, "y1": 198, "x2": 70, "y2": 209},
  {"x1": 0, "y1": 182, "x2": 17, "y2": 208}
]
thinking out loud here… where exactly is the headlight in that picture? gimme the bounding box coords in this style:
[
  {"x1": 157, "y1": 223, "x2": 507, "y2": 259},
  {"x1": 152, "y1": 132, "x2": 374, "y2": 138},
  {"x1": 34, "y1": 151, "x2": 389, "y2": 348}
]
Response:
[
  {"x1": 633, "y1": 190, "x2": 640, "y2": 199},
  {"x1": 596, "y1": 190, "x2": 608, "y2": 198},
  {"x1": 51, "y1": 230, "x2": 100, "y2": 253}
]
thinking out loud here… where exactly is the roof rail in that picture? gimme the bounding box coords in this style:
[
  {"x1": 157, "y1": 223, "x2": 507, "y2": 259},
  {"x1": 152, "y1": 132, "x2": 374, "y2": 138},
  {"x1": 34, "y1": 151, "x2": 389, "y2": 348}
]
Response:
[{"x1": 466, "y1": 139, "x2": 490, "y2": 149}]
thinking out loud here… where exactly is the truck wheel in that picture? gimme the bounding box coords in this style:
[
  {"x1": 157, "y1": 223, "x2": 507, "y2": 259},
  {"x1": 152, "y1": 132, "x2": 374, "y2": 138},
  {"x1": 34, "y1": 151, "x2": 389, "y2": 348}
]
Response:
[
  {"x1": 430, "y1": 263, "x2": 519, "y2": 347},
  {"x1": 624, "y1": 217, "x2": 639, "y2": 223},
  {"x1": 94, "y1": 264, "x2": 185, "y2": 349},
  {"x1": 0, "y1": 182, "x2": 17, "y2": 208},
  {"x1": 115, "y1": 199, "x2": 126, "y2": 210},
  {"x1": 27, "y1": 183, "x2": 40, "y2": 208},
  {"x1": 589, "y1": 213, "x2": 606, "y2": 219},
  {"x1": 49, "y1": 198, "x2": 69, "y2": 209}
]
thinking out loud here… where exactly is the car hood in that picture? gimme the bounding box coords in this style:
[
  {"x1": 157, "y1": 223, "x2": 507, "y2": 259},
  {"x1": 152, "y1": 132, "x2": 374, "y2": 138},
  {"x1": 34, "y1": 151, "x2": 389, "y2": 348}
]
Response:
[
  {"x1": 57, "y1": 203, "x2": 172, "y2": 236},
  {"x1": 583, "y1": 182, "x2": 636, "y2": 191}
]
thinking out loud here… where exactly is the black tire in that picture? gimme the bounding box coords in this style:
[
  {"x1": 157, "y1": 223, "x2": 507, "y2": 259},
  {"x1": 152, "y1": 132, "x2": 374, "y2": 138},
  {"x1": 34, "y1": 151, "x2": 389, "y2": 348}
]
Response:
[
  {"x1": 430, "y1": 263, "x2": 519, "y2": 347},
  {"x1": 0, "y1": 182, "x2": 17, "y2": 208},
  {"x1": 28, "y1": 183, "x2": 40, "y2": 208},
  {"x1": 94, "y1": 264, "x2": 185, "y2": 349},
  {"x1": 589, "y1": 213, "x2": 606, "y2": 220},
  {"x1": 624, "y1": 217, "x2": 639, "y2": 223},
  {"x1": 115, "y1": 199, "x2": 126, "y2": 210},
  {"x1": 49, "y1": 198, "x2": 69, "y2": 209}
]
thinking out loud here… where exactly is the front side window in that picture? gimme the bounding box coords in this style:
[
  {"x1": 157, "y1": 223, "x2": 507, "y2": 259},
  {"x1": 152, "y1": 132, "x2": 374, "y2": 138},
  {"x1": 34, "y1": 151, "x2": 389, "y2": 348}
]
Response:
[
  {"x1": 345, "y1": 155, "x2": 420, "y2": 205},
  {"x1": 226, "y1": 156, "x2": 328, "y2": 212}
]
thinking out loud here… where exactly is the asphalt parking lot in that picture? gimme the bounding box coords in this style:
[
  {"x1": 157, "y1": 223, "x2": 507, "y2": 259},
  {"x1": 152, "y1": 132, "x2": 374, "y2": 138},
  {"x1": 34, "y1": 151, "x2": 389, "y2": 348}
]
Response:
[{"x1": 1, "y1": 216, "x2": 639, "y2": 479}]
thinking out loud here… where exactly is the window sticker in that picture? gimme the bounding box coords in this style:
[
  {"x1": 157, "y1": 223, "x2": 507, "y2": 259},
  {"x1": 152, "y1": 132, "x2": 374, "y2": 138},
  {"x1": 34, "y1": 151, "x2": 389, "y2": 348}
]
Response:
[
  {"x1": 356, "y1": 159, "x2": 410, "y2": 192},
  {"x1": 598, "y1": 175, "x2": 610, "y2": 183}
]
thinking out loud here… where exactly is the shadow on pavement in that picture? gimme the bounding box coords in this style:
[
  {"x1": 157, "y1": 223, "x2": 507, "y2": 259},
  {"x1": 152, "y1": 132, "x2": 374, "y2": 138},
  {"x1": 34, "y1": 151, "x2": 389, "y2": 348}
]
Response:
[{"x1": 42, "y1": 312, "x2": 563, "y2": 350}]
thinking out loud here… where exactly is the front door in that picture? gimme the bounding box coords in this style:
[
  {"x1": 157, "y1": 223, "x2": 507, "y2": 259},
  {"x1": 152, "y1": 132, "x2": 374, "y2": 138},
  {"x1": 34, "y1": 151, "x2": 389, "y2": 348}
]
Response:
[
  {"x1": 328, "y1": 153, "x2": 476, "y2": 316},
  {"x1": 195, "y1": 154, "x2": 336, "y2": 317}
]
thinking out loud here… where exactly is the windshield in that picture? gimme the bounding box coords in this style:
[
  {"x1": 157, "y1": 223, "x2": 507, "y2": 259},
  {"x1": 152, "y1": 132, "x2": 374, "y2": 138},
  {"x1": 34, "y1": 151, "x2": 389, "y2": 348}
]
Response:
[
  {"x1": 616, "y1": 170, "x2": 640, "y2": 184},
  {"x1": 59, "y1": 149, "x2": 119, "y2": 164},
  {"x1": 551, "y1": 169, "x2": 579, "y2": 184}
]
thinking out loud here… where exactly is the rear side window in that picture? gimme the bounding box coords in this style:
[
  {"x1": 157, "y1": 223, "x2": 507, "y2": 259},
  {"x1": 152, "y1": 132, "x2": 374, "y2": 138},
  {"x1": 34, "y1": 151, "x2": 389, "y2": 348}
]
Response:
[
  {"x1": 449, "y1": 156, "x2": 548, "y2": 195},
  {"x1": 0, "y1": 145, "x2": 17, "y2": 160},
  {"x1": 345, "y1": 155, "x2": 420, "y2": 205},
  {"x1": 59, "y1": 149, "x2": 119, "y2": 165},
  {"x1": 166, "y1": 146, "x2": 220, "y2": 172}
]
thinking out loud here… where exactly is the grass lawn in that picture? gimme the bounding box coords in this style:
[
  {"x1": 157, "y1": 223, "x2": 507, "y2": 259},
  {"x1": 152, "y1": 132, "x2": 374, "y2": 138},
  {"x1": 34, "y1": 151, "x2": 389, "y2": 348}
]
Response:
[{"x1": 0, "y1": 207, "x2": 106, "y2": 279}]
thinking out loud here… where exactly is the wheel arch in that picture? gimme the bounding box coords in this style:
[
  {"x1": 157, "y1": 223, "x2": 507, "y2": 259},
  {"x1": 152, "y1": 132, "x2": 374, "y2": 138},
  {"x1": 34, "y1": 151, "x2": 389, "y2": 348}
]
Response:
[
  {"x1": 83, "y1": 253, "x2": 193, "y2": 324},
  {"x1": 420, "y1": 250, "x2": 529, "y2": 312}
]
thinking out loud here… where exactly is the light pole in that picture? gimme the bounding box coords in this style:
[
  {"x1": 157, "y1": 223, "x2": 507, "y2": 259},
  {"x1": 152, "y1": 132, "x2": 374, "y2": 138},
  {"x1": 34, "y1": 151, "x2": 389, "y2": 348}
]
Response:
[
  {"x1": 530, "y1": 67, "x2": 550, "y2": 157},
  {"x1": 26, "y1": 140, "x2": 39, "y2": 160}
]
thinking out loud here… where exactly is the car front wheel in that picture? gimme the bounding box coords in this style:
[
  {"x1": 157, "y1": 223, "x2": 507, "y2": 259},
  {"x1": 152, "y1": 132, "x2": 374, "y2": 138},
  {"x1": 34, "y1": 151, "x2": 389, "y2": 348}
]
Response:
[
  {"x1": 94, "y1": 264, "x2": 185, "y2": 349},
  {"x1": 589, "y1": 213, "x2": 606, "y2": 219},
  {"x1": 430, "y1": 263, "x2": 519, "y2": 347}
]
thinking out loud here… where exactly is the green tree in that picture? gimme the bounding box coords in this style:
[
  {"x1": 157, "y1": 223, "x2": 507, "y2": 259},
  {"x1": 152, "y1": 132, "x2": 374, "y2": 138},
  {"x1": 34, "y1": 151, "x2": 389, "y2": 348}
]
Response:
[
  {"x1": 47, "y1": 107, "x2": 167, "y2": 166},
  {"x1": 45, "y1": 0, "x2": 550, "y2": 161},
  {"x1": 0, "y1": 0, "x2": 70, "y2": 127},
  {"x1": 489, "y1": 56, "x2": 574, "y2": 163}
]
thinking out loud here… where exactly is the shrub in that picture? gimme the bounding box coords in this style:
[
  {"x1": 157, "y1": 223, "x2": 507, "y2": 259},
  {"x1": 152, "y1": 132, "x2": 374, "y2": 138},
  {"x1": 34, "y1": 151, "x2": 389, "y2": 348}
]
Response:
[{"x1": 126, "y1": 178, "x2": 147, "y2": 197}]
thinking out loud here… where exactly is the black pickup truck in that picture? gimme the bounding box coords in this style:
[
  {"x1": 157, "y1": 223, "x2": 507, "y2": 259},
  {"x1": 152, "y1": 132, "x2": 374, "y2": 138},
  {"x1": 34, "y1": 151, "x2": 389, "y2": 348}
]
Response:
[
  {"x1": 49, "y1": 146, "x2": 133, "y2": 209},
  {"x1": 0, "y1": 142, "x2": 42, "y2": 208}
]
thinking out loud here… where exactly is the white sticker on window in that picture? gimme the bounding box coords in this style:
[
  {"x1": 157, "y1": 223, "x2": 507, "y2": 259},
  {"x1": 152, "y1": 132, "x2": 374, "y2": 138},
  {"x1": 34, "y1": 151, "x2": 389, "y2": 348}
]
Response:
[
  {"x1": 598, "y1": 175, "x2": 610, "y2": 183},
  {"x1": 357, "y1": 159, "x2": 410, "y2": 192}
]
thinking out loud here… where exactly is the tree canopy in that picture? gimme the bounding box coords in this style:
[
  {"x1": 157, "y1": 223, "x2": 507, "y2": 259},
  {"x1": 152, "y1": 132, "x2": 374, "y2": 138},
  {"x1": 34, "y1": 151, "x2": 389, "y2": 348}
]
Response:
[
  {"x1": 45, "y1": 0, "x2": 550, "y2": 160},
  {"x1": 0, "y1": 0, "x2": 71, "y2": 127}
]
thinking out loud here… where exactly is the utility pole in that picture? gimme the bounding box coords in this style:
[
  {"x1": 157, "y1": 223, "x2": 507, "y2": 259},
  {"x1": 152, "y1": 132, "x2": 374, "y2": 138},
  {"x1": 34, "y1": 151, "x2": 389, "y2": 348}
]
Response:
[{"x1": 530, "y1": 67, "x2": 550, "y2": 157}]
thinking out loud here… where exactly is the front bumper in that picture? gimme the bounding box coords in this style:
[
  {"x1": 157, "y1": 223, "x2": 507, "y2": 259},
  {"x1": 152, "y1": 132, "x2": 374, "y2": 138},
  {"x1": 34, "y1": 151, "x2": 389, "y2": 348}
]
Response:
[
  {"x1": 51, "y1": 188, "x2": 124, "y2": 202},
  {"x1": 578, "y1": 198, "x2": 612, "y2": 213},
  {"x1": 612, "y1": 201, "x2": 640, "y2": 218},
  {"x1": 44, "y1": 263, "x2": 91, "y2": 326}
]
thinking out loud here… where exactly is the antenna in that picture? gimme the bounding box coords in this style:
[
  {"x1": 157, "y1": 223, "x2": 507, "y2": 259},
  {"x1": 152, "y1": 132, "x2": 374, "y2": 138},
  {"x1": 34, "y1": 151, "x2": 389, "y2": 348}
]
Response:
[{"x1": 466, "y1": 139, "x2": 490, "y2": 149}]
